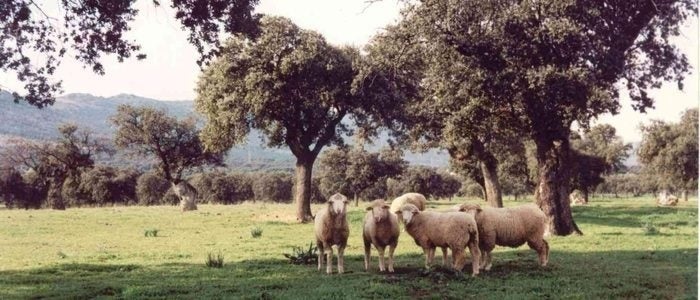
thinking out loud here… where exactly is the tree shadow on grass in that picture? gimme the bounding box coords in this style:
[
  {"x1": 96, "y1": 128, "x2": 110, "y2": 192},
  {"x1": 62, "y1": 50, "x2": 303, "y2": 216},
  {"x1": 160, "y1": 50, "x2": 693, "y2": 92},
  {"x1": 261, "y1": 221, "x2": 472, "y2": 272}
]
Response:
[
  {"x1": 0, "y1": 248, "x2": 696, "y2": 299},
  {"x1": 573, "y1": 205, "x2": 697, "y2": 228}
]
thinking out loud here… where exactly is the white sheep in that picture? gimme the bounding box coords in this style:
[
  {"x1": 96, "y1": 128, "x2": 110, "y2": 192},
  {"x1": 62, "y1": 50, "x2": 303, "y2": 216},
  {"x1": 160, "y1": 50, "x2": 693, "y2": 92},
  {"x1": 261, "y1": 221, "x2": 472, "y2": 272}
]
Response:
[
  {"x1": 396, "y1": 204, "x2": 481, "y2": 276},
  {"x1": 363, "y1": 199, "x2": 400, "y2": 272},
  {"x1": 314, "y1": 193, "x2": 350, "y2": 274},
  {"x1": 390, "y1": 192, "x2": 427, "y2": 214},
  {"x1": 454, "y1": 203, "x2": 549, "y2": 271}
]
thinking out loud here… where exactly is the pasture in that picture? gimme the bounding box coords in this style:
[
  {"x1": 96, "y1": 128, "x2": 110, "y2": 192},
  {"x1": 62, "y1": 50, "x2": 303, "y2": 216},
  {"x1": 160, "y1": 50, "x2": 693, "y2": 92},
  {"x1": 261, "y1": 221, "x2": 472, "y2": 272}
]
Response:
[{"x1": 0, "y1": 197, "x2": 697, "y2": 299}]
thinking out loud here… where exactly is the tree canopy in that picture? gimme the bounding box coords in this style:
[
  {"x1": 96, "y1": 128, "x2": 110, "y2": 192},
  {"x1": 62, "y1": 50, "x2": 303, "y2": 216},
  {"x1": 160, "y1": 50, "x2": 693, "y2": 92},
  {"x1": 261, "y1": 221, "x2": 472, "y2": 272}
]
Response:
[
  {"x1": 638, "y1": 108, "x2": 698, "y2": 197},
  {"x1": 1, "y1": 0, "x2": 260, "y2": 107},
  {"x1": 364, "y1": 0, "x2": 695, "y2": 235},
  {"x1": 111, "y1": 104, "x2": 224, "y2": 184},
  {"x1": 196, "y1": 16, "x2": 393, "y2": 222}
]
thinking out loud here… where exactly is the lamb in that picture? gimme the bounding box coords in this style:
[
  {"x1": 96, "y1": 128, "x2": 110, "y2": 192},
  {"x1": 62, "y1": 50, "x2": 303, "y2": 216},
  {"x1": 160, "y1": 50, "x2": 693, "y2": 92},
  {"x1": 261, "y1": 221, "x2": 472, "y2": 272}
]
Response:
[
  {"x1": 390, "y1": 192, "x2": 427, "y2": 214},
  {"x1": 454, "y1": 203, "x2": 549, "y2": 271},
  {"x1": 314, "y1": 193, "x2": 350, "y2": 274},
  {"x1": 363, "y1": 199, "x2": 400, "y2": 272},
  {"x1": 396, "y1": 203, "x2": 481, "y2": 276}
]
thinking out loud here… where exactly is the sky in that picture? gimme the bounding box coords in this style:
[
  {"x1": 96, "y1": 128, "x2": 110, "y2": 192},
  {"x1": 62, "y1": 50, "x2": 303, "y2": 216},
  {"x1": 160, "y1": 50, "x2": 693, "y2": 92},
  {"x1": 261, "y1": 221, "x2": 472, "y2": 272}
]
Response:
[{"x1": 0, "y1": 0, "x2": 697, "y2": 143}]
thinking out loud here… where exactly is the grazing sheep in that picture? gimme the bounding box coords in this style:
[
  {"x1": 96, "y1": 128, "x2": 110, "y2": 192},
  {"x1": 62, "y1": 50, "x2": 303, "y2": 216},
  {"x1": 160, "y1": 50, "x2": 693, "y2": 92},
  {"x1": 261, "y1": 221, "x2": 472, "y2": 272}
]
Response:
[
  {"x1": 396, "y1": 204, "x2": 481, "y2": 276},
  {"x1": 172, "y1": 181, "x2": 197, "y2": 211},
  {"x1": 363, "y1": 199, "x2": 400, "y2": 272},
  {"x1": 657, "y1": 191, "x2": 679, "y2": 207},
  {"x1": 454, "y1": 203, "x2": 549, "y2": 271},
  {"x1": 314, "y1": 193, "x2": 350, "y2": 274},
  {"x1": 390, "y1": 193, "x2": 427, "y2": 214}
]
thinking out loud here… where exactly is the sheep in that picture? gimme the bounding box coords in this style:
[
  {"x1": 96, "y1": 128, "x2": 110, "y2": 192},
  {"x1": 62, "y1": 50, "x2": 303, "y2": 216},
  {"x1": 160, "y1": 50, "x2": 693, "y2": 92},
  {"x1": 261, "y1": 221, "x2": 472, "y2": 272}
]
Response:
[
  {"x1": 363, "y1": 199, "x2": 400, "y2": 273},
  {"x1": 454, "y1": 203, "x2": 549, "y2": 271},
  {"x1": 314, "y1": 193, "x2": 350, "y2": 274},
  {"x1": 390, "y1": 192, "x2": 427, "y2": 214},
  {"x1": 396, "y1": 203, "x2": 481, "y2": 276},
  {"x1": 172, "y1": 181, "x2": 197, "y2": 211}
]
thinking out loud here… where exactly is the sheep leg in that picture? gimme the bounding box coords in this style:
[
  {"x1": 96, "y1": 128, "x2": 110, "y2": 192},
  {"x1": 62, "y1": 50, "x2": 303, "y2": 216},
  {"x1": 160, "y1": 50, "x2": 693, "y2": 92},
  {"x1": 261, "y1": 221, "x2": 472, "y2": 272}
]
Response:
[
  {"x1": 441, "y1": 247, "x2": 449, "y2": 267},
  {"x1": 377, "y1": 246, "x2": 386, "y2": 272},
  {"x1": 452, "y1": 248, "x2": 465, "y2": 272},
  {"x1": 337, "y1": 245, "x2": 345, "y2": 274},
  {"x1": 387, "y1": 244, "x2": 396, "y2": 273},
  {"x1": 325, "y1": 247, "x2": 334, "y2": 274},
  {"x1": 424, "y1": 247, "x2": 436, "y2": 269},
  {"x1": 468, "y1": 245, "x2": 481, "y2": 276},
  {"x1": 528, "y1": 239, "x2": 549, "y2": 267},
  {"x1": 317, "y1": 241, "x2": 324, "y2": 272},
  {"x1": 363, "y1": 240, "x2": 371, "y2": 271}
]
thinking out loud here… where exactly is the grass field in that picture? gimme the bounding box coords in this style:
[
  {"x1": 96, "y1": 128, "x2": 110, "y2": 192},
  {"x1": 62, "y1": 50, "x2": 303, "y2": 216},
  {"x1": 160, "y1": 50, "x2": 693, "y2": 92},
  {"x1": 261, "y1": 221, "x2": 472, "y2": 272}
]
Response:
[{"x1": 0, "y1": 197, "x2": 697, "y2": 299}]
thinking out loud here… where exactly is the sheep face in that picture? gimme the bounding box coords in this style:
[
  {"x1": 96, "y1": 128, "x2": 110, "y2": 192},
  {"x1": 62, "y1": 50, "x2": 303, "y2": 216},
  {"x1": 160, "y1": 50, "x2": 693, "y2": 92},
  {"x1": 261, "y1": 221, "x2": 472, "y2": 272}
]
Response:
[
  {"x1": 396, "y1": 204, "x2": 420, "y2": 224},
  {"x1": 328, "y1": 193, "x2": 349, "y2": 216},
  {"x1": 366, "y1": 199, "x2": 391, "y2": 223}
]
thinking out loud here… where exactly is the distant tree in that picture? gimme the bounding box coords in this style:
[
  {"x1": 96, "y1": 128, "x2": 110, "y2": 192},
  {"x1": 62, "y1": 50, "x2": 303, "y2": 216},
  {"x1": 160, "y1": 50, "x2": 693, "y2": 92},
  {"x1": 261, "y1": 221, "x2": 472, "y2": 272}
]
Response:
[
  {"x1": 572, "y1": 125, "x2": 632, "y2": 174},
  {"x1": 371, "y1": 0, "x2": 695, "y2": 235},
  {"x1": 569, "y1": 151, "x2": 608, "y2": 203},
  {"x1": 638, "y1": 108, "x2": 698, "y2": 200},
  {"x1": 434, "y1": 171, "x2": 462, "y2": 201},
  {"x1": 111, "y1": 104, "x2": 224, "y2": 210},
  {"x1": 0, "y1": 168, "x2": 25, "y2": 208},
  {"x1": 2, "y1": 0, "x2": 260, "y2": 107},
  {"x1": 196, "y1": 16, "x2": 396, "y2": 221},
  {"x1": 317, "y1": 146, "x2": 407, "y2": 204},
  {"x1": 136, "y1": 172, "x2": 171, "y2": 206},
  {"x1": 252, "y1": 172, "x2": 294, "y2": 203}
]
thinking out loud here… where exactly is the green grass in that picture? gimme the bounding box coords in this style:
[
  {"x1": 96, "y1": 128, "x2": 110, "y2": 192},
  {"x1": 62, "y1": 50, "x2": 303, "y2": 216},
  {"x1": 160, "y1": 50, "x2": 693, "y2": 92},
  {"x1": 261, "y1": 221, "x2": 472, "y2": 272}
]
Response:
[{"x1": 0, "y1": 197, "x2": 696, "y2": 299}]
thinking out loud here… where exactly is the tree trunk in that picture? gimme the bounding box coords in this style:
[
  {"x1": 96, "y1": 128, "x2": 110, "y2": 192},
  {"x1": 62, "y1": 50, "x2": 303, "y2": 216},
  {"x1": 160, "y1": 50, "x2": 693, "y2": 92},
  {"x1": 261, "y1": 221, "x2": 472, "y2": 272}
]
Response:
[
  {"x1": 354, "y1": 193, "x2": 359, "y2": 207},
  {"x1": 295, "y1": 157, "x2": 315, "y2": 223},
  {"x1": 47, "y1": 180, "x2": 66, "y2": 210},
  {"x1": 173, "y1": 181, "x2": 197, "y2": 211},
  {"x1": 682, "y1": 190, "x2": 688, "y2": 201},
  {"x1": 582, "y1": 188, "x2": 589, "y2": 204},
  {"x1": 480, "y1": 159, "x2": 503, "y2": 208},
  {"x1": 534, "y1": 138, "x2": 582, "y2": 236}
]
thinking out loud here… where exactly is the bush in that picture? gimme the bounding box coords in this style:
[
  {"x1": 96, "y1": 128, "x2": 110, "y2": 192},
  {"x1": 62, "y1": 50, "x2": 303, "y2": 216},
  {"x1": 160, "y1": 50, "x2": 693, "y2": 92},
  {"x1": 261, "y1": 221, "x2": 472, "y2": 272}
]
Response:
[
  {"x1": 283, "y1": 243, "x2": 318, "y2": 265},
  {"x1": 206, "y1": 252, "x2": 224, "y2": 268},
  {"x1": 161, "y1": 188, "x2": 181, "y2": 205},
  {"x1": 136, "y1": 172, "x2": 171, "y2": 205},
  {"x1": 144, "y1": 229, "x2": 159, "y2": 237},
  {"x1": 250, "y1": 227, "x2": 263, "y2": 238},
  {"x1": 252, "y1": 172, "x2": 293, "y2": 202}
]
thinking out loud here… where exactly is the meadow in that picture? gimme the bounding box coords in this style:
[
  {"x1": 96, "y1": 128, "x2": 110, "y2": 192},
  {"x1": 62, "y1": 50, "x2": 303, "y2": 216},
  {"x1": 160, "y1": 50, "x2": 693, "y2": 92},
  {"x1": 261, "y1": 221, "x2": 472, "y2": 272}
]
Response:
[{"x1": 0, "y1": 196, "x2": 697, "y2": 299}]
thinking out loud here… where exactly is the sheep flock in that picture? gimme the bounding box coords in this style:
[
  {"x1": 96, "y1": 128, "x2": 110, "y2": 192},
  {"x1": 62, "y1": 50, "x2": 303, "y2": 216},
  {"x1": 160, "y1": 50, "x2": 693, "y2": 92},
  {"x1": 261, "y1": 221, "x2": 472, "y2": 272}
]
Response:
[{"x1": 313, "y1": 192, "x2": 550, "y2": 277}]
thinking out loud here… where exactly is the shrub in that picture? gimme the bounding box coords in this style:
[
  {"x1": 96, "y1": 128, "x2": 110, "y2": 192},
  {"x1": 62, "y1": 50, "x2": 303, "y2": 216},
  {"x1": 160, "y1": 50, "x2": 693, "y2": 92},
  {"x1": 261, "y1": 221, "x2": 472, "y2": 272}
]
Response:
[
  {"x1": 642, "y1": 222, "x2": 659, "y2": 235},
  {"x1": 205, "y1": 252, "x2": 224, "y2": 268},
  {"x1": 252, "y1": 172, "x2": 293, "y2": 202},
  {"x1": 136, "y1": 172, "x2": 170, "y2": 205},
  {"x1": 161, "y1": 188, "x2": 180, "y2": 205},
  {"x1": 283, "y1": 243, "x2": 318, "y2": 265},
  {"x1": 144, "y1": 229, "x2": 159, "y2": 237},
  {"x1": 250, "y1": 227, "x2": 263, "y2": 238}
]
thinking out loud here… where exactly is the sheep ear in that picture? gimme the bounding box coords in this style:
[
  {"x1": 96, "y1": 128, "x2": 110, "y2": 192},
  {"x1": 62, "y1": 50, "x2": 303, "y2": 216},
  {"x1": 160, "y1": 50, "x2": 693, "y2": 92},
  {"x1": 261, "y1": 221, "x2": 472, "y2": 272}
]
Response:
[
  {"x1": 412, "y1": 210, "x2": 419, "y2": 216},
  {"x1": 382, "y1": 204, "x2": 390, "y2": 209},
  {"x1": 366, "y1": 206, "x2": 373, "y2": 211}
]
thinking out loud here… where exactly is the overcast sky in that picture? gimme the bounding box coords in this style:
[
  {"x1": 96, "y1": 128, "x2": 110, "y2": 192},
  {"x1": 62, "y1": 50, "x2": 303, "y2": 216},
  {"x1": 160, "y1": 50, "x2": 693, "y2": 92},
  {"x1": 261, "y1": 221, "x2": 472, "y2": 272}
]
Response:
[{"x1": 0, "y1": 0, "x2": 697, "y2": 143}]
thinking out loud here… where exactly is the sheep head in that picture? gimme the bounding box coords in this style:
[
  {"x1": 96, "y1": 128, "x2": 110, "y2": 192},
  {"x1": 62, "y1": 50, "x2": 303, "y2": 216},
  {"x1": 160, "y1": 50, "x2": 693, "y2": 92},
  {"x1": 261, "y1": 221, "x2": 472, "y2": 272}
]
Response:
[
  {"x1": 456, "y1": 203, "x2": 482, "y2": 217},
  {"x1": 327, "y1": 193, "x2": 349, "y2": 216},
  {"x1": 395, "y1": 203, "x2": 420, "y2": 224},
  {"x1": 366, "y1": 199, "x2": 391, "y2": 223}
]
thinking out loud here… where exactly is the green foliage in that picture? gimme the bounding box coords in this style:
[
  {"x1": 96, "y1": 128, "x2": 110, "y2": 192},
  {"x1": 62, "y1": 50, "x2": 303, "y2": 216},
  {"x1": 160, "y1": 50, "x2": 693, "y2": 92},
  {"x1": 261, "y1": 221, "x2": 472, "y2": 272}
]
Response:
[
  {"x1": 317, "y1": 146, "x2": 407, "y2": 201},
  {"x1": 283, "y1": 243, "x2": 318, "y2": 265},
  {"x1": 111, "y1": 105, "x2": 224, "y2": 184},
  {"x1": 250, "y1": 227, "x2": 263, "y2": 238},
  {"x1": 252, "y1": 172, "x2": 293, "y2": 203},
  {"x1": 638, "y1": 108, "x2": 698, "y2": 193},
  {"x1": 205, "y1": 252, "x2": 224, "y2": 268},
  {"x1": 144, "y1": 229, "x2": 159, "y2": 237},
  {"x1": 136, "y1": 172, "x2": 171, "y2": 206},
  {"x1": 2, "y1": 0, "x2": 259, "y2": 107}
]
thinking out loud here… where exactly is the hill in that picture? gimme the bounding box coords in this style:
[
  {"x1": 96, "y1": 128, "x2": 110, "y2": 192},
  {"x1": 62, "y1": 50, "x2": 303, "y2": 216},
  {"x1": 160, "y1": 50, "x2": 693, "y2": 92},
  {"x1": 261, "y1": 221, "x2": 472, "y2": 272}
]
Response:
[{"x1": 0, "y1": 92, "x2": 448, "y2": 170}]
